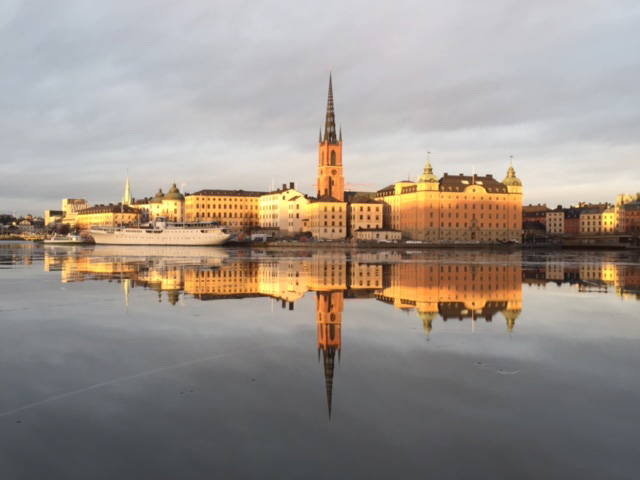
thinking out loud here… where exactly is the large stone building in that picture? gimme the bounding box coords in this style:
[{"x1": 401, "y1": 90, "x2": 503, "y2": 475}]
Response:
[
  {"x1": 348, "y1": 196, "x2": 383, "y2": 233},
  {"x1": 579, "y1": 208, "x2": 607, "y2": 234},
  {"x1": 375, "y1": 159, "x2": 523, "y2": 242},
  {"x1": 75, "y1": 204, "x2": 140, "y2": 229},
  {"x1": 308, "y1": 199, "x2": 348, "y2": 240},
  {"x1": 184, "y1": 189, "x2": 265, "y2": 232}
]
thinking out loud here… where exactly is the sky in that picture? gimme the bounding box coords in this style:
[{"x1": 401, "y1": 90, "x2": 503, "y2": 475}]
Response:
[{"x1": 1, "y1": 0, "x2": 639, "y2": 216}]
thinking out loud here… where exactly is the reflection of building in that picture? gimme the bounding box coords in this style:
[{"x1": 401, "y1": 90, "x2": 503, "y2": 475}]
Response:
[
  {"x1": 376, "y1": 252, "x2": 523, "y2": 333},
  {"x1": 523, "y1": 254, "x2": 640, "y2": 300}
]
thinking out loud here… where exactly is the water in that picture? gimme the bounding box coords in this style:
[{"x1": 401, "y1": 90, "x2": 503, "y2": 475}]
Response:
[{"x1": 1, "y1": 242, "x2": 639, "y2": 479}]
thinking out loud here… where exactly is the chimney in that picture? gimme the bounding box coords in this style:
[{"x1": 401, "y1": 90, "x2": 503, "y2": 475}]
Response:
[
  {"x1": 282, "y1": 183, "x2": 286, "y2": 191},
  {"x1": 290, "y1": 182, "x2": 294, "y2": 189}
]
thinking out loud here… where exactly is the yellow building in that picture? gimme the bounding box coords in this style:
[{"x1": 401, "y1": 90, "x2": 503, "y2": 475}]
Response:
[
  {"x1": 580, "y1": 209, "x2": 604, "y2": 234},
  {"x1": 602, "y1": 208, "x2": 616, "y2": 234},
  {"x1": 308, "y1": 199, "x2": 348, "y2": 240},
  {"x1": 184, "y1": 189, "x2": 265, "y2": 232},
  {"x1": 349, "y1": 197, "x2": 383, "y2": 233},
  {"x1": 147, "y1": 184, "x2": 185, "y2": 222},
  {"x1": 61, "y1": 198, "x2": 89, "y2": 226},
  {"x1": 546, "y1": 208, "x2": 565, "y2": 235},
  {"x1": 75, "y1": 204, "x2": 140, "y2": 230},
  {"x1": 376, "y1": 159, "x2": 523, "y2": 243},
  {"x1": 286, "y1": 194, "x2": 310, "y2": 236}
]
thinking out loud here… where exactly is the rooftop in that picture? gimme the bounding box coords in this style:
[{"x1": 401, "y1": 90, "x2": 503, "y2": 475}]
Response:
[{"x1": 190, "y1": 189, "x2": 267, "y2": 197}]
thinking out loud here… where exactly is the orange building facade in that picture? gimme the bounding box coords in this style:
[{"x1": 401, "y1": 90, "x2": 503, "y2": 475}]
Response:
[{"x1": 376, "y1": 161, "x2": 523, "y2": 242}]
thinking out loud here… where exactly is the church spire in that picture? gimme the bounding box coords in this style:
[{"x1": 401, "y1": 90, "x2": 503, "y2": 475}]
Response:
[
  {"x1": 323, "y1": 72, "x2": 338, "y2": 144},
  {"x1": 123, "y1": 172, "x2": 131, "y2": 206}
]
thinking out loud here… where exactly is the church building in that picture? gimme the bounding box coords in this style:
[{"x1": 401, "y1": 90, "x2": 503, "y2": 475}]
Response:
[{"x1": 308, "y1": 73, "x2": 348, "y2": 240}]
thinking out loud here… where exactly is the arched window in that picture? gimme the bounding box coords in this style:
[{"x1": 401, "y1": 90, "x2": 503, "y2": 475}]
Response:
[{"x1": 331, "y1": 151, "x2": 336, "y2": 165}]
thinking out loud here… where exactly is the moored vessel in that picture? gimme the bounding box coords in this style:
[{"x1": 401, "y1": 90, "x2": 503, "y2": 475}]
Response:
[
  {"x1": 44, "y1": 233, "x2": 89, "y2": 245},
  {"x1": 88, "y1": 218, "x2": 231, "y2": 246}
]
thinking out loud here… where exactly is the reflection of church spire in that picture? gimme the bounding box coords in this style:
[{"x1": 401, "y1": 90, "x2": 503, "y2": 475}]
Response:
[
  {"x1": 123, "y1": 278, "x2": 130, "y2": 311},
  {"x1": 316, "y1": 291, "x2": 343, "y2": 419},
  {"x1": 323, "y1": 347, "x2": 337, "y2": 418}
]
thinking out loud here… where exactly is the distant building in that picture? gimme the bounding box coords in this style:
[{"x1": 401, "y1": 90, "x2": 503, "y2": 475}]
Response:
[
  {"x1": 545, "y1": 206, "x2": 564, "y2": 236},
  {"x1": 619, "y1": 201, "x2": 640, "y2": 234},
  {"x1": 616, "y1": 193, "x2": 640, "y2": 233},
  {"x1": 564, "y1": 207, "x2": 582, "y2": 235},
  {"x1": 580, "y1": 208, "x2": 607, "y2": 235},
  {"x1": 523, "y1": 204, "x2": 550, "y2": 231}
]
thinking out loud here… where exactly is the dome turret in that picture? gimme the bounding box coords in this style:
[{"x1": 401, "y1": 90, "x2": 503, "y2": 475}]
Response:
[
  {"x1": 418, "y1": 310, "x2": 437, "y2": 335},
  {"x1": 150, "y1": 188, "x2": 165, "y2": 204},
  {"x1": 502, "y1": 159, "x2": 522, "y2": 187},
  {"x1": 163, "y1": 183, "x2": 184, "y2": 201},
  {"x1": 502, "y1": 308, "x2": 521, "y2": 333},
  {"x1": 418, "y1": 157, "x2": 438, "y2": 183}
]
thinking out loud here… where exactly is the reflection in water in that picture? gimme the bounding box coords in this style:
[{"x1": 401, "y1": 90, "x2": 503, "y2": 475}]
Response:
[
  {"x1": 37, "y1": 246, "x2": 640, "y2": 418},
  {"x1": 523, "y1": 252, "x2": 640, "y2": 300},
  {"x1": 41, "y1": 248, "x2": 639, "y2": 324},
  {"x1": 2, "y1": 242, "x2": 639, "y2": 477}
]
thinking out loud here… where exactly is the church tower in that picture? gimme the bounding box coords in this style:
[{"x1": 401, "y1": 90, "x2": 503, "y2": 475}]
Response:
[{"x1": 317, "y1": 73, "x2": 344, "y2": 201}]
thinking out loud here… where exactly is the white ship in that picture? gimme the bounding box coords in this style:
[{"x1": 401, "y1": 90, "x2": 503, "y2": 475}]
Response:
[
  {"x1": 44, "y1": 233, "x2": 88, "y2": 245},
  {"x1": 89, "y1": 218, "x2": 231, "y2": 246}
]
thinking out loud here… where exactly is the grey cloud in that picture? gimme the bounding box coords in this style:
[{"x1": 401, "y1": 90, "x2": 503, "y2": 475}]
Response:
[{"x1": 1, "y1": 0, "x2": 639, "y2": 213}]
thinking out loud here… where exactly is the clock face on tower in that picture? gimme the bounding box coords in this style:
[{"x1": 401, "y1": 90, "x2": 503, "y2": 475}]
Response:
[{"x1": 331, "y1": 169, "x2": 337, "y2": 175}]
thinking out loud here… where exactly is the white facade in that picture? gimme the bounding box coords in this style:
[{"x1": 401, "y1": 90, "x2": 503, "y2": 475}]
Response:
[{"x1": 259, "y1": 186, "x2": 307, "y2": 236}]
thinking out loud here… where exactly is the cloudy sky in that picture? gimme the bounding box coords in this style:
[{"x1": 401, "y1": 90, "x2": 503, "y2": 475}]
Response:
[{"x1": 1, "y1": 0, "x2": 639, "y2": 215}]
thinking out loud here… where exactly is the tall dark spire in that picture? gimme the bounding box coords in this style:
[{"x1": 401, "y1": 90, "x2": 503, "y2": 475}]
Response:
[
  {"x1": 323, "y1": 347, "x2": 336, "y2": 419},
  {"x1": 323, "y1": 72, "x2": 338, "y2": 144}
]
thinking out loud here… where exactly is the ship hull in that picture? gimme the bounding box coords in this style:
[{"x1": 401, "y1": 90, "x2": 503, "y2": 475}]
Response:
[{"x1": 89, "y1": 227, "x2": 231, "y2": 246}]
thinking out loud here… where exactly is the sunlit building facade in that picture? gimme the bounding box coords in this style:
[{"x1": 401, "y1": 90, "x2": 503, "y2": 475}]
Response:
[
  {"x1": 184, "y1": 189, "x2": 264, "y2": 232},
  {"x1": 376, "y1": 160, "x2": 523, "y2": 242},
  {"x1": 75, "y1": 204, "x2": 140, "y2": 230}
]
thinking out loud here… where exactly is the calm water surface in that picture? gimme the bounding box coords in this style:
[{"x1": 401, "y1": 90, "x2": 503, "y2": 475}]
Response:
[{"x1": 0, "y1": 242, "x2": 639, "y2": 479}]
